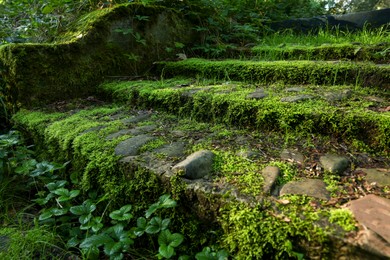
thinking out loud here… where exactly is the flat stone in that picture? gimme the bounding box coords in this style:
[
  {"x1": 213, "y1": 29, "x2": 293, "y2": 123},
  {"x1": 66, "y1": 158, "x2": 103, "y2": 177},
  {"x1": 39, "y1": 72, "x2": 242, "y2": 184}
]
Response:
[
  {"x1": 128, "y1": 124, "x2": 157, "y2": 135},
  {"x1": 346, "y1": 194, "x2": 390, "y2": 244},
  {"x1": 324, "y1": 90, "x2": 352, "y2": 102},
  {"x1": 280, "y1": 149, "x2": 304, "y2": 164},
  {"x1": 357, "y1": 168, "x2": 390, "y2": 186},
  {"x1": 153, "y1": 142, "x2": 186, "y2": 158},
  {"x1": 320, "y1": 154, "x2": 349, "y2": 175},
  {"x1": 262, "y1": 166, "x2": 280, "y2": 194},
  {"x1": 281, "y1": 95, "x2": 314, "y2": 103},
  {"x1": 106, "y1": 129, "x2": 133, "y2": 140},
  {"x1": 285, "y1": 87, "x2": 304, "y2": 92},
  {"x1": 172, "y1": 150, "x2": 215, "y2": 180},
  {"x1": 114, "y1": 134, "x2": 155, "y2": 157},
  {"x1": 279, "y1": 178, "x2": 330, "y2": 200},
  {"x1": 247, "y1": 89, "x2": 268, "y2": 100},
  {"x1": 366, "y1": 96, "x2": 386, "y2": 103},
  {"x1": 121, "y1": 113, "x2": 151, "y2": 125}
]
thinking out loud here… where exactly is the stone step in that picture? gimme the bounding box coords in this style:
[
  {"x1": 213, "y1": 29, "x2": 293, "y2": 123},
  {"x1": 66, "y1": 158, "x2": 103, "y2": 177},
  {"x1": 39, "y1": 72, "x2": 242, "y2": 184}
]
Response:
[
  {"x1": 251, "y1": 42, "x2": 390, "y2": 63},
  {"x1": 155, "y1": 58, "x2": 390, "y2": 89},
  {"x1": 100, "y1": 78, "x2": 390, "y2": 153},
  {"x1": 12, "y1": 105, "x2": 390, "y2": 259}
]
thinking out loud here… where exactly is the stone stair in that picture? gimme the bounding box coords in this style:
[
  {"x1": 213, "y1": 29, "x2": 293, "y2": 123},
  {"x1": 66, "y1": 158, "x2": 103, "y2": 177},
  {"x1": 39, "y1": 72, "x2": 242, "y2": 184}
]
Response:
[{"x1": 6, "y1": 5, "x2": 389, "y2": 257}]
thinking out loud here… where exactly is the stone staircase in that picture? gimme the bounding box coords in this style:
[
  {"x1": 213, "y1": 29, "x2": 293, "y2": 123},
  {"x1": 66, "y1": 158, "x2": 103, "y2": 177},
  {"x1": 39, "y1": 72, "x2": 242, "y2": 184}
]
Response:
[{"x1": 4, "y1": 4, "x2": 390, "y2": 259}]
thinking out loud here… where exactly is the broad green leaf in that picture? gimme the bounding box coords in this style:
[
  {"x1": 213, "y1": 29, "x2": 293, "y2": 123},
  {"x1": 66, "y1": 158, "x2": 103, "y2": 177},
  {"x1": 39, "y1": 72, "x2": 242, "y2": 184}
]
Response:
[
  {"x1": 52, "y1": 207, "x2": 68, "y2": 216},
  {"x1": 134, "y1": 217, "x2": 147, "y2": 236},
  {"x1": 146, "y1": 216, "x2": 162, "y2": 234},
  {"x1": 46, "y1": 180, "x2": 67, "y2": 191},
  {"x1": 161, "y1": 218, "x2": 170, "y2": 230},
  {"x1": 15, "y1": 159, "x2": 36, "y2": 174},
  {"x1": 159, "y1": 194, "x2": 177, "y2": 209},
  {"x1": 39, "y1": 209, "x2": 53, "y2": 221},
  {"x1": 53, "y1": 188, "x2": 69, "y2": 196},
  {"x1": 42, "y1": 4, "x2": 54, "y2": 14},
  {"x1": 159, "y1": 244, "x2": 175, "y2": 259},
  {"x1": 169, "y1": 233, "x2": 184, "y2": 248},
  {"x1": 80, "y1": 234, "x2": 113, "y2": 248},
  {"x1": 66, "y1": 237, "x2": 80, "y2": 248},
  {"x1": 110, "y1": 204, "x2": 133, "y2": 221},
  {"x1": 145, "y1": 203, "x2": 159, "y2": 218},
  {"x1": 79, "y1": 213, "x2": 92, "y2": 225}
]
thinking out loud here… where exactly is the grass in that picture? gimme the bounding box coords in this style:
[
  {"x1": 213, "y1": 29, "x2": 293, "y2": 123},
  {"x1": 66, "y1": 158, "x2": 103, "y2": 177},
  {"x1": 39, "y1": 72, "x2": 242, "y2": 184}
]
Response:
[{"x1": 259, "y1": 25, "x2": 390, "y2": 47}]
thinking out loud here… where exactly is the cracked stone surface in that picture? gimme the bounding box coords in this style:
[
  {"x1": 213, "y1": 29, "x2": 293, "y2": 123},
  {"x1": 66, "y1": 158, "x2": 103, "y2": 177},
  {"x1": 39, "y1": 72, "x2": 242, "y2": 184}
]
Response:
[
  {"x1": 346, "y1": 195, "x2": 390, "y2": 251},
  {"x1": 247, "y1": 88, "x2": 268, "y2": 99},
  {"x1": 172, "y1": 150, "x2": 215, "y2": 180},
  {"x1": 121, "y1": 113, "x2": 151, "y2": 125},
  {"x1": 320, "y1": 154, "x2": 350, "y2": 175},
  {"x1": 114, "y1": 134, "x2": 156, "y2": 157},
  {"x1": 262, "y1": 166, "x2": 280, "y2": 194},
  {"x1": 280, "y1": 149, "x2": 304, "y2": 164},
  {"x1": 279, "y1": 178, "x2": 330, "y2": 200},
  {"x1": 281, "y1": 94, "x2": 314, "y2": 102},
  {"x1": 153, "y1": 141, "x2": 187, "y2": 158},
  {"x1": 358, "y1": 168, "x2": 390, "y2": 187}
]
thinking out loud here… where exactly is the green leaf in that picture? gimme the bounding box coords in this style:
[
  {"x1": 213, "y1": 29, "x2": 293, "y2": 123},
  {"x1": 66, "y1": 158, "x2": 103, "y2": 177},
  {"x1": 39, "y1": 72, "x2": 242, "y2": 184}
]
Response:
[
  {"x1": 134, "y1": 217, "x2": 147, "y2": 236},
  {"x1": 51, "y1": 207, "x2": 68, "y2": 216},
  {"x1": 46, "y1": 180, "x2": 67, "y2": 191},
  {"x1": 80, "y1": 234, "x2": 113, "y2": 248},
  {"x1": 42, "y1": 4, "x2": 54, "y2": 14},
  {"x1": 146, "y1": 216, "x2": 162, "y2": 234},
  {"x1": 158, "y1": 230, "x2": 183, "y2": 248},
  {"x1": 109, "y1": 204, "x2": 133, "y2": 221},
  {"x1": 169, "y1": 233, "x2": 184, "y2": 248},
  {"x1": 159, "y1": 194, "x2": 177, "y2": 209},
  {"x1": 159, "y1": 244, "x2": 175, "y2": 259},
  {"x1": 161, "y1": 218, "x2": 170, "y2": 230},
  {"x1": 14, "y1": 159, "x2": 36, "y2": 174},
  {"x1": 39, "y1": 209, "x2": 54, "y2": 221},
  {"x1": 145, "y1": 203, "x2": 159, "y2": 218}
]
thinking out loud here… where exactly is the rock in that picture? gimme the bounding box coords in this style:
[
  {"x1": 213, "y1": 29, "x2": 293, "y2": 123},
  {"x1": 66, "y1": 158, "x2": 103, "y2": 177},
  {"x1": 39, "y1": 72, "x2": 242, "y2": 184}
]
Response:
[
  {"x1": 114, "y1": 135, "x2": 155, "y2": 156},
  {"x1": 106, "y1": 129, "x2": 133, "y2": 140},
  {"x1": 247, "y1": 89, "x2": 268, "y2": 100},
  {"x1": 320, "y1": 154, "x2": 349, "y2": 174},
  {"x1": 324, "y1": 90, "x2": 352, "y2": 102},
  {"x1": 121, "y1": 113, "x2": 151, "y2": 125},
  {"x1": 281, "y1": 95, "x2": 314, "y2": 103},
  {"x1": 262, "y1": 166, "x2": 280, "y2": 194},
  {"x1": 346, "y1": 195, "x2": 390, "y2": 245},
  {"x1": 172, "y1": 150, "x2": 215, "y2": 180},
  {"x1": 357, "y1": 168, "x2": 390, "y2": 187},
  {"x1": 154, "y1": 142, "x2": 187, "y2": 158},
  {"x1": 285, "y1": 87, "x2": 304, "y2": 92},
  {"x1": 280, "y1": 149, "x2": 304, "y2": 164},
  {"x1": 237, "y1": 149, "x2": 260, "y2": 159},
  {"x1": 279, "y1": 178, "x2": 330, "y2": 200},
  {"x1": 129, "y1": 124, "x2": 157, "y2": 135}
]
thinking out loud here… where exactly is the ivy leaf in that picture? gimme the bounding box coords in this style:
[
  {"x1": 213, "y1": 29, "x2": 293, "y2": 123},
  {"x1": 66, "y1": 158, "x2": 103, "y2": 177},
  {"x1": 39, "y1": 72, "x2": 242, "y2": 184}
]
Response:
[
  {"x1": 159, "y1": 244, "x2": 175, "y2": 259},
  {"x1": 134, "y1": 217, "x2": 147, "y2": 236},
  {"x1": 109, "y1": 204, "x2": 133, "y2": 221},
  {"x1": 80, "y1": 234, "x2": 113, "y2": 248},
  {"x1": 158, "y1": 229, "x2": 184, "y2": 248},
  {"x1": 159, "y1": 194, "x2": 177, "y2": 209},
  {"x1": 146, "y1": 216, "x2": 162, "y2": 234},
  {"x1": 46, "y1": 180, "x2": 67, "y2": 192}
]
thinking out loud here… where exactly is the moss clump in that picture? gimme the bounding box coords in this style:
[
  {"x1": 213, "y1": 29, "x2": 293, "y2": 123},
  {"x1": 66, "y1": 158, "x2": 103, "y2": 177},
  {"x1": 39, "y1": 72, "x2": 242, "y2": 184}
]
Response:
[
  {"x1": 156, "y1": 58, "x2": 390, "y2": 88},
  {"x1": 0, "y1": 227, "x2": 61, "y2": 259}
]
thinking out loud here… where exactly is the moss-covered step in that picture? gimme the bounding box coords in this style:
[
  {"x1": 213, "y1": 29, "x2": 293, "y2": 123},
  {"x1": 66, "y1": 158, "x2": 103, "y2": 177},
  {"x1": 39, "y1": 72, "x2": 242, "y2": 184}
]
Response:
[
  {"x1": 251, "y1": 42, "x2": 390, "y2": 63},
  {"x1": 155, "y1": 58, "x2": 390, "y2": 89},
  {"x1": 12, "y1": 104, "x2": 390, "y2": 259},
  {"x1": 0, "y1": 3, "x2": 195, "y2": 109},
  {"x1": 100, "y1": 78, "x2": 390, "y2": 153}
]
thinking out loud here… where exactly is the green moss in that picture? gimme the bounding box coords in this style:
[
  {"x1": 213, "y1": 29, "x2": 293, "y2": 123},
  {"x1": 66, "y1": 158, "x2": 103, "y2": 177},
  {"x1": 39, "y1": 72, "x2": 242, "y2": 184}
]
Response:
[
  {"x1": 139, "y1": 137, "x2": 167, "y2": 153},
  {"x1": 268, "y1": 161, "x2": 299, "y2": 185},
  {"x1": 0, "y1": 227, "x2": 60, "y2": 259},
  {"x1": 328, "y1": 209, "x2": 357, "y2": 232}
]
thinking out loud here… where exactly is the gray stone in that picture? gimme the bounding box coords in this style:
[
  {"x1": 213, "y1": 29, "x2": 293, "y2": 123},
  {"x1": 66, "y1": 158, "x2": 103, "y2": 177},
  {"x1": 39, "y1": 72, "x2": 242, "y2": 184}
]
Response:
[
  {"x1": 347, "y1": 195, "x2": 390, "y2": 244},
  {"x1": 114, "y1": 135, "x2": 155, "y2": 157},
  {"x1": 154, "y1": 142, "x2": 187, "y2": 158},
  {"x1": 129, "y1": 124, "x2": 157, "y2": 135},
  {"x1": 279, "y1": 178, "x2": 330, "y2": 200},
  {"x1": 320, "y1": 154, "x2": 350, "y2": 174},
  {"x1": 280, "y1": 149, "x2": 304, "y2": 164},
  {"x1": 357, "y1": 168, "x2": 390, "y2": 186},
  {"x1": 281, "y1": 95, "x2": 314, "y2": 103},
  {"x1": 262, "y1": 166, "x2": 280, "y2": 194},
  {"x1": 237, "y1": 149, "x2": 260, "y2": 159},
  {"x1": 324, "y1": 90, "x2": 352, "y2": 102},
  {"x1": 106, "y1": 129, "x2": 133, "y2": 140},
  {"x1": 172, "y1": 150, "x2": 215, "y2": 180},
  {"x1": 121, "y1": 113, "x2": 151, "y2": 125},
  {"x1": 82, "y1": 125, "x2": 106, "y2": 134},
  {"x1": 285, "y1": 87, "x2": 304, "y2": 92},
  {"x1": 247, "y1": 89, "x2": 268, "y2": 100}
]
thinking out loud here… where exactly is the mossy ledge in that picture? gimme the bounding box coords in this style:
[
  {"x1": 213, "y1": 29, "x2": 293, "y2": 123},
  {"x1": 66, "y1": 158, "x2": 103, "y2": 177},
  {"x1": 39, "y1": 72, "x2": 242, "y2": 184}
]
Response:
[
  {"x1": 100, "y1": 79, "x2": 390, "y2": 154},
  {"x1": 156, "y1": 58, "x2": 390, "y2": 89},
  {"x1": 0, "y1": 3, "x2": 195, "y2": 109},
  {"x1": 11, "y1": 105, "x2": 388, "y2": 259}
]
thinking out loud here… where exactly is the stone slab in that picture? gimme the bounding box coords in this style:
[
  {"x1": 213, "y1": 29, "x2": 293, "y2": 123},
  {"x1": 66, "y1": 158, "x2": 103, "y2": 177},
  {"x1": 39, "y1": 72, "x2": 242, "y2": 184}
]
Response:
[
  {"x1": 172, "y1": 150, "x2": 215, "y2": 180},
  {"x1": 357, "y1": 168, "x2": 390, "y2": 187},
  {"x1": 114, "y1": 134, "x2": 155, "y2": 157},
  {"x1": 347, "y1": 194, "x2": 390, "y2": 244},
  {"x1": 279, "y1": 178, "x2": 330, "y2": 200}
]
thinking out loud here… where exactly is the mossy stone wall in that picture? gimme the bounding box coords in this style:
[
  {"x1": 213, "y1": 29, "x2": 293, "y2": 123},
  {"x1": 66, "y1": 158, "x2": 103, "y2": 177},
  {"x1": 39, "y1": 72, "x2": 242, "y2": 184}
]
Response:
[{"x1": 0, "y1": 4, "x2": 196, "y2": 109}]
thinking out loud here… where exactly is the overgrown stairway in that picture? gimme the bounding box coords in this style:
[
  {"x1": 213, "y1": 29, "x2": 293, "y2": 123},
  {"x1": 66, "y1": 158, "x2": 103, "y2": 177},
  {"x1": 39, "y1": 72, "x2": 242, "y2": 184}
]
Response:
[{"x1": 4, "y1": 4, "x2": 390, "y2": 259}]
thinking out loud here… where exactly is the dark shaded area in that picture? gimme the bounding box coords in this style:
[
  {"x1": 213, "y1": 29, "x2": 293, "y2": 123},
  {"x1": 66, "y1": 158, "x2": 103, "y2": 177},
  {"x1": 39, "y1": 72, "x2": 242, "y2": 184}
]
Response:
[{"x1": 269, "y1": 8, "x2": 390, "y2": 33}]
